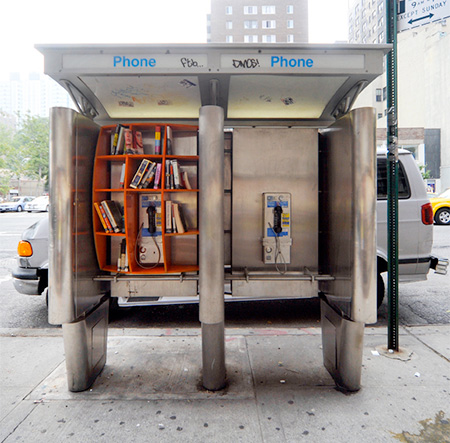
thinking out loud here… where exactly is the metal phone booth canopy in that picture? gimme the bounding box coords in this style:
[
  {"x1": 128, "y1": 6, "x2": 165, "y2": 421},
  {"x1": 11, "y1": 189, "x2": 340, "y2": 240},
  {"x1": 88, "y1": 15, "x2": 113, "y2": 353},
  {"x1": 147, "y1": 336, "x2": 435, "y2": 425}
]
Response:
[{"x1": 37, "y1": 43, "x2": 390, "y2": 392}]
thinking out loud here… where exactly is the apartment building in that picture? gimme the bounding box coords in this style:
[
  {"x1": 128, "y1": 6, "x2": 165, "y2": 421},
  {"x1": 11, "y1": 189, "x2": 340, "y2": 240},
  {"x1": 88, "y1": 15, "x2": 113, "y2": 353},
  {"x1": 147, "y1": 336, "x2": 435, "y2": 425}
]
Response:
[{"x1": 208, "y1": 0, "x2": 308, "y2": 44}]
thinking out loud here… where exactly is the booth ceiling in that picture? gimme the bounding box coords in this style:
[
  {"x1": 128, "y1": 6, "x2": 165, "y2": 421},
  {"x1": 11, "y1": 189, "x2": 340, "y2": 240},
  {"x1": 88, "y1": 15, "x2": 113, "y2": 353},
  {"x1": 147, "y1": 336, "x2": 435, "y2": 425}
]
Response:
[{"x1": 36, "y1": 43, "x2": 390, "y2": 126}]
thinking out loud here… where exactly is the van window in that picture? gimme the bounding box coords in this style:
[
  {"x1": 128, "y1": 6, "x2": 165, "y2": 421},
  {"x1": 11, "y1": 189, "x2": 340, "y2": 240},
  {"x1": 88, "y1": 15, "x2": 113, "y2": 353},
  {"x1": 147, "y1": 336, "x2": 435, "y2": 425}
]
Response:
[{"x1": 377, "y1": 159, "x2": 410, "y2": 199}]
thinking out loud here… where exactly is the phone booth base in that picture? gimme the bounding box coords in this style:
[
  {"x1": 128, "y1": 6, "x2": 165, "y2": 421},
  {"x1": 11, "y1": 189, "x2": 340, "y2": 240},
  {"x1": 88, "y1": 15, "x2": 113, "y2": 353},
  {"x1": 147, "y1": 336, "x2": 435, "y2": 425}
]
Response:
[{"x1": 62, "y1": 299, "x2": 109, "y2": 392}]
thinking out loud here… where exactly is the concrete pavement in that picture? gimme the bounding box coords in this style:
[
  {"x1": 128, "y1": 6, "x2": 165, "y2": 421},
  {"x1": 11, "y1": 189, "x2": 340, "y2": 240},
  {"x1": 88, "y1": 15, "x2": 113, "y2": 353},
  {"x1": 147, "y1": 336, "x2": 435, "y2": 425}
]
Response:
[{"x1": 1, "y1": 325, "x2": 449, "y2": 442}]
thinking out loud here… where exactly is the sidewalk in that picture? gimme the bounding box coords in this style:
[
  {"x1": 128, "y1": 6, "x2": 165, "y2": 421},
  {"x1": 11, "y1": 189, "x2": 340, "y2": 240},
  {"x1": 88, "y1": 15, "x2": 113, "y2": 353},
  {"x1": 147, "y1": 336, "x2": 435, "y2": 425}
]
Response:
[{"x1": 1, "y1": 325, "x2": 449, "y2": 442}]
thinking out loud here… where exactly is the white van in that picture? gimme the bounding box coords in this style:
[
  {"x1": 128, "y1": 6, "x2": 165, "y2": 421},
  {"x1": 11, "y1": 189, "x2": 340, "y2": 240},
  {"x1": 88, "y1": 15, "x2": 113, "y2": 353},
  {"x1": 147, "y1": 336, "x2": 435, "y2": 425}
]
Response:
[
  {"x1": 13, "y1": 148, "x2": 446, "y2": 308},
  {"x1": 376, "y1": 148, "x2": 446, "y2": 306}
]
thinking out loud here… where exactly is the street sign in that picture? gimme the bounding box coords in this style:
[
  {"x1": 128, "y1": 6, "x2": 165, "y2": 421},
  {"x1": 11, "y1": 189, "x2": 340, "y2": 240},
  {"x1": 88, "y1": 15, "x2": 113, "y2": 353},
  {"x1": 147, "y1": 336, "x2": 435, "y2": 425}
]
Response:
[{"x1": 398, "y1": 0, "x2": 450, "y2": 32}]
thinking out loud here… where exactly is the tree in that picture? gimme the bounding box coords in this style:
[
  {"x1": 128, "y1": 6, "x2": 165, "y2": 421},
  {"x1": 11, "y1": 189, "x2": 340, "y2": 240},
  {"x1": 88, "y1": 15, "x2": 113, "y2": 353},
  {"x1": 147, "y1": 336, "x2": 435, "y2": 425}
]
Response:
[
  {"x1": 0, "y1": 118, "x2": 15, "y2": 198},
  {"x1": 13, "y1": 114, "x2": 50, "y2": 189}
]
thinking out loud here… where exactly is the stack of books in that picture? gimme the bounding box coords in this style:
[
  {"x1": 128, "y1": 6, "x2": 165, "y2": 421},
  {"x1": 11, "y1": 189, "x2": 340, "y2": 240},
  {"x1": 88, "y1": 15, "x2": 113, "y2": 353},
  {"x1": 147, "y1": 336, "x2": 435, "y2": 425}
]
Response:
[
  {"x1": 94, "y1": 200, "x2": 124, "y2": 233},
  {"x1": 165, "y1": 201, "x2": 189, "y2": 234},
  {"x1": 130, "y1": 160, "x2": 163, "y2": 189},
  {"x1": 165, "y1": 160, "x2": 192, "y2": 190},
  {"x1": 110, "y1": 125, "x2": 144, "y2": 155}
]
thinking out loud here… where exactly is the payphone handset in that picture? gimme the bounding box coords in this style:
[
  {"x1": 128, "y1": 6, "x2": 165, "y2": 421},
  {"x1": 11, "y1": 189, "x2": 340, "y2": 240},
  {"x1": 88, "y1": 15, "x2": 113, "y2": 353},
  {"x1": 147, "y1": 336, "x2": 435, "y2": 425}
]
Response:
[
  {"x1": 262, "y1": 193, "x2": 292, "y2": 266},
  {"x1": 138, "y1": 194, "x2": 164, "y2": 265}
]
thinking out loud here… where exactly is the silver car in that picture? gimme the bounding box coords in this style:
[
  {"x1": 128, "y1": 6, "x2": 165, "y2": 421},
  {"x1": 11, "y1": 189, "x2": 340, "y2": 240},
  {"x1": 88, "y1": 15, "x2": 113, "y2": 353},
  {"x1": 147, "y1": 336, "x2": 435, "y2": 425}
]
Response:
[
  {"x1": 0, "y1": 196, "x2": 34, "y2": 212},
  {"x1": 12, "y1": 218, "x2": 49, "y2": 296}
]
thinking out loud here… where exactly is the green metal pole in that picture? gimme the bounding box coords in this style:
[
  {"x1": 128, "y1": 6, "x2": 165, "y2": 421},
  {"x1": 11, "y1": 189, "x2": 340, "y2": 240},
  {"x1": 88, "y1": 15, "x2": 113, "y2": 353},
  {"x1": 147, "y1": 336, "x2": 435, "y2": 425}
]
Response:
[{"x1": 386, "y1": 0, "x2": 399, "y2": 351}]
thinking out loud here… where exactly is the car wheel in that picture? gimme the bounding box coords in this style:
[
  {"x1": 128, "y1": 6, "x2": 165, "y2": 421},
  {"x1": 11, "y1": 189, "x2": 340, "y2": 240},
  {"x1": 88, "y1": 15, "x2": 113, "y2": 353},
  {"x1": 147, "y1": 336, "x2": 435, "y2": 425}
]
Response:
[
  {"x1": 377, "y1": 273, "x2": 385, "y2": 308},
  {"x1": 27, "y1": 211, "x2": 32, "y2": 213},
  {"x1": 435, "y1": 208, "x2": 450, "y2": 225},
  {"x1": 17, "y1": 206, "x2": 22, "y2": 212}
]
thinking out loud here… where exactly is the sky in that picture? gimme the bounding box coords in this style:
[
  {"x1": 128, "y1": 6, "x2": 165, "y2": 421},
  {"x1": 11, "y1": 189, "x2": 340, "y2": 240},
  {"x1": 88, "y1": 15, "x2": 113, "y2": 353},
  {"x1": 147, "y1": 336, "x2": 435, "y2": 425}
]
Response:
[{"x1": 0, "y1": 0, "x2": 349, "y2": 80}]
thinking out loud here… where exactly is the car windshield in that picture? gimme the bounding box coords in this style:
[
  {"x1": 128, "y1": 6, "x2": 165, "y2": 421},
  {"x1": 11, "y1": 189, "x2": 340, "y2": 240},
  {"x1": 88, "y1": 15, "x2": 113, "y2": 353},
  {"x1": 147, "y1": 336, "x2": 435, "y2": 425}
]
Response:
[{"x1": 11, "y1": 197, "x2": 20, "y2": 202}]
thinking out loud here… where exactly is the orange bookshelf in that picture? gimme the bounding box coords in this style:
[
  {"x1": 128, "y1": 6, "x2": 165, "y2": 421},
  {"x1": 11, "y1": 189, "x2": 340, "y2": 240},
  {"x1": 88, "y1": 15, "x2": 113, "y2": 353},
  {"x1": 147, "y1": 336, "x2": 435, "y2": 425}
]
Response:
[{"x1": 92, "y1": 123, "x2": 199, "y2": 275}]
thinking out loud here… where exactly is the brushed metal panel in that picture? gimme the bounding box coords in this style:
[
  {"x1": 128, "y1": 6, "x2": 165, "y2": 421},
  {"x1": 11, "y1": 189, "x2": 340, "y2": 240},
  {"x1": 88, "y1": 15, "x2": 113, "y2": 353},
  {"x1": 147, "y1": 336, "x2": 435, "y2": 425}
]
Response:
[
  {"x1": 62, "y1": 299, "x2": 108, "y2": 392},
  {"x1": 111, "y1": 280, "x2": 197, "y2": 298},
  {"x1": 48, "y1": 107, "x2": 101, "y2": 325},
  {"x1": 232, "y1": 128, "x2": 318, "y2": 274},
  {"x1": 319, "y1": 108, "x2": 377, "y2": 324}
]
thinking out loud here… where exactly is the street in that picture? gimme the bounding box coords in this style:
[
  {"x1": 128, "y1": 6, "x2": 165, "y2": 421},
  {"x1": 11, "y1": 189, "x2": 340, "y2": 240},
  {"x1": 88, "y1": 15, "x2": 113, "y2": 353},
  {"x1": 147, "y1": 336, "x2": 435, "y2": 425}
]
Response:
[{"x1": 0, "y1": 211, "x2": 449, "y2": 329}]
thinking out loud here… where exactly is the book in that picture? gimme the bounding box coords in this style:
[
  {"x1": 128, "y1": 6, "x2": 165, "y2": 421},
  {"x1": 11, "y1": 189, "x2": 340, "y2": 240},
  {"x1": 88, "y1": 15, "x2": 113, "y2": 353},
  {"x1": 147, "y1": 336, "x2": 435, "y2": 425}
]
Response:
[
  {"x1": 115, "y1": 125, "x2": 128, "y2": 155},
  {"x1": 165, "y1": 200, "x2": 173, "y2": 233},
  {"x1": 166, "y1": 126, "x2": 173, "y2": 155},
  {"x1": 153, "y1": 163, "x2": 162, "y2": 189},
  {"x1": 130, "y1": 159, "x2": 151, "y2": 189},
  {"x1": 98, "y1": 202, "x2": 114, "y2": 232},
  {"x1": 165, "y1": 160, "x2": 171, "y2": 189},
  {"x1": 139, "y1": 162, "x2": 157, "y2": 189},
  {"x1": 182, "y1": 170, "x2": 192, "y2": 189},
  {"x1": 111, "y1": 125, "x2": 122, "y2": 155},
  {"x1": 134, "y1": 131, "x2": 144, "y2": 154},
  {"x1": 101, "y1": 200, "x2": 122, "y2": 233},
  {"x1": 119, "y1": 163, "x2": 126, "y2": 188},
  {"x1": 172, "y1": 202, "x2": 187, "y2": 234},
  {"x1": 178, "y1": 203, "x2": 189, "y2": 232},
  {"x1": 118, "y1": 239, "x2": 127, "y2": 272},
  {"x1": 170, "y1": 162, "x2": 174, "y2": 189},
  {"x1": 124, "y1": 128, "x2": 134, "y2": 154},
  {"x1": 172, "y1": 160, "x2": 181, "y2": 189},
  {"x1": 94, "y1": 202, "x2": 109, "y2": 232},
  {"x1": 155, "y1": 126, "x2": 162, "y2": 155}
]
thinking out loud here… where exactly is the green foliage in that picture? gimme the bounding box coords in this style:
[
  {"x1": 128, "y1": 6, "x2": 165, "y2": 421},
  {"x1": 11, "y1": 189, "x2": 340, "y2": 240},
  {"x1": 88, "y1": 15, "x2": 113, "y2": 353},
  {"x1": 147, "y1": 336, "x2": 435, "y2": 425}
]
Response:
[
  {"x1": 14, "y1": 115, "x2": 50, "y2": 186},
  {"x1": 419, "y1": 164, "x2": 431, "y2": 180},
  {"x1": 0, "y1": 114, "x2": 50, "y2": 191}
]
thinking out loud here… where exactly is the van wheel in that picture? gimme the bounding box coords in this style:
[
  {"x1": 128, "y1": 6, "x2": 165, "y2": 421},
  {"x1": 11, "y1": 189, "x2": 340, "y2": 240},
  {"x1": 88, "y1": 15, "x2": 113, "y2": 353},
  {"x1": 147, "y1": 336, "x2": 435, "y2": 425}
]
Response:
[
  {"x1": 435, "y1": 208, "x2": 450, "y2": 225},
  {"x1": 377, "y1": 273, "x2": 385, "y2": 308}
]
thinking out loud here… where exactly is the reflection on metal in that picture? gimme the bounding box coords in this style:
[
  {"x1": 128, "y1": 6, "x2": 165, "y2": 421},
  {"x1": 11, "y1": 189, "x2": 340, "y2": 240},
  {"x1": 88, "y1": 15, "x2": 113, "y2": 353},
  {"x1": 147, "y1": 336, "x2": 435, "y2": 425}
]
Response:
[
  {"x1": 332, "y1": 80, "x2": 368, "y2": 120},
  {"x1": 321, "y1": 297, "x2": 364, "y2": 391},
  {"x1": 319, "y1": 107, "x2": 377, "y2": 324},
  {"x1": 199, "y1": 106, "x2": 226, "y2": 390},
  {"x1": 61, "y1": 80, "x2": 98, "y2": 118},
  {"x1": 62, "y1": 298, "x2": 109, "y2": 392},
  {"x1": 48, "y1": 107, "x2": 102, "y2": 325},
  {"x1": 210, "y1": 79, "x2": 220, "y2": 106}
]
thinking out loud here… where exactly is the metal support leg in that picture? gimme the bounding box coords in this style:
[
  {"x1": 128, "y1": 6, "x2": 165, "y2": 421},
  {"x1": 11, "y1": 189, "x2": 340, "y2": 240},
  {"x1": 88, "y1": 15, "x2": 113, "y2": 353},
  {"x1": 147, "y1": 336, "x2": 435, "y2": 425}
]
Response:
[
  {"x1": 62, "y1": 298, "x2": 109, "y2": 392},
  {"x1": 321, "y1": 298, "x2": 365, "y2": 392},
  {"x1": 199, "y1": 105, "x2": 226, "y2": 391}
]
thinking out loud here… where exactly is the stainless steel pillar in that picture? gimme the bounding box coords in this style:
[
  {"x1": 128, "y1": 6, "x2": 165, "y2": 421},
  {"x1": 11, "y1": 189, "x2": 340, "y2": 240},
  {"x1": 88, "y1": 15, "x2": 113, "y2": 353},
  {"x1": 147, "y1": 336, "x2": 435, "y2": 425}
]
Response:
[{"x1": 199, "y1": 105, "x2": 226, "y2": 390}]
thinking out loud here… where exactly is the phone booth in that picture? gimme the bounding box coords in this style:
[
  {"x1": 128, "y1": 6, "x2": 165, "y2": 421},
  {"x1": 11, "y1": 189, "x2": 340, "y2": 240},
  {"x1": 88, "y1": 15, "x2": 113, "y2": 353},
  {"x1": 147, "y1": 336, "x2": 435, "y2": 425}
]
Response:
[{"x1": 38, "y1": 43, "x2": 389, "y2": 392}]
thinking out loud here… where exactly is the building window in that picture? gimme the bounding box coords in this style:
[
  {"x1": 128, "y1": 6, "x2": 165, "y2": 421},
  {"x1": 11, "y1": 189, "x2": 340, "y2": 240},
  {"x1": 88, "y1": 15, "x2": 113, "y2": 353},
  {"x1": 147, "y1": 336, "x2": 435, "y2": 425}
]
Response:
[
  {"x1": 383, "y1": 87, "x2": 387, "y2": 101},
  {"x1": 262, "y1": 35, "x2": 276, "y2": 43},
  {"x1": 244, "y1": 20, "x2": 258, "y2": 29},
  {"x1": 287, "y1": 34, "x2": 294, "y2": 43},
  {"x1": 262, "y1": 5, "x2": 276, "y2": 14},
  {"x1": 378, "y1": 17, "x2": 384, "y2": 27},
  {"x1": 226, "y1": 35, "x2": 233, "y2": 43},
  {"x1": 378, "y1": 31, "x2": 385, "y2": 42},
  {"x1": 287, "y1": 19, "x2": 294, "y2": 29},
  {"x1": 244, "y1": 6, "x2": 257, "y2": 14},
  {"x1": 244, "y1": 35, "x2": 258, "y2": 43},
  {"x1": 377, "y1": 113, "x2": 383, "y2": 119},
  {"x1": 226, "y1": 6, "x2": 232, "y2": 14},
  {"x1": 226, "y1": 21, "x2": 233, "y2": 30},
  {"x1": 378, "y1": 1, "x2": 384, "y2": 13},
  {"x1": 287, "y1": 5, "x2": 294, "y2": 14},
  {"x1": 376, "y1": 88, "x2": 382, "y2": 102},
  {"x1": 262, "y1": 20, "x2": 276, "y2": 29}
]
